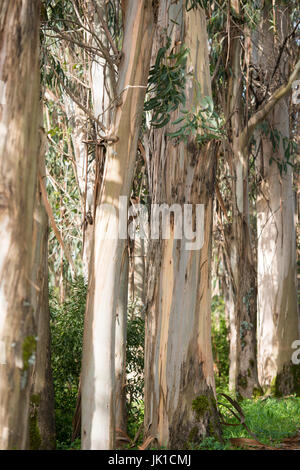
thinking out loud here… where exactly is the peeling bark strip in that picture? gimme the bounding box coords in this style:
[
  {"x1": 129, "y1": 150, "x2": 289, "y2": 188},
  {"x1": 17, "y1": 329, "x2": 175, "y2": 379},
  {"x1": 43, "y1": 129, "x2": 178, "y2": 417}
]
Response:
[
  {"x1": 81, "y1": 1, "x2": 156, "y2": 450},
  {"x1": 0, "y1": 0, "x2": 41, "y2": 449},
  {"x1": 144, "y1": 2, "x2": 222, "y2": 449}
]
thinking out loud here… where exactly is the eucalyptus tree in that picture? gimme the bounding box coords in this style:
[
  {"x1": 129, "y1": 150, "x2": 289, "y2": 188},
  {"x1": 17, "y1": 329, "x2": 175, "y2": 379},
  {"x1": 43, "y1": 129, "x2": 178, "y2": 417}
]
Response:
[
  {"x1": 254, "y1": 0, "x2": 300, "y2": 396},
  {"x1": 28, "y1": 121, "x2": 56, "y2": 449},
  {"x1": 41, "y1": 0, "x2": 97, "y2": 445},
  {"x1": 143, "y1": 0, "x2": 224, "y2": 448},
  {"x1": 0, "y1": 0, "x2": 41, "y2": 449},
  {"x1": 80, "y1": 1, "x2": 157, "y2": 449},
  {"x1": 81, "y1": 0, "x2": 129, "y2": 438},
  {"x1": 226, "y1": 0, "x2": 300, "y2": 396},
  {"x1": 221, "y1": 0, "x2": 261, "y2": 397},
  {"x1": 211, "y1": 0, "x2": 300, "y2": 397},
  {"x1": 41, "y1": 0, "x2": 142, "y2": 446}
]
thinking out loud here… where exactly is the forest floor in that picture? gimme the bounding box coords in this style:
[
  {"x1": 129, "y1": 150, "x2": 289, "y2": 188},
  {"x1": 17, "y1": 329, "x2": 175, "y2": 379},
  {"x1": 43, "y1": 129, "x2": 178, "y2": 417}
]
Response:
[
  {"x1": 119, "y1": 395, "x2": 300, "y2": 451},
  {"x1": 54, "y1": 379, "x2": 300, "y2": 451},
  {"x1": 200, "y1": 395, "x2": 300, "y2": 450}
]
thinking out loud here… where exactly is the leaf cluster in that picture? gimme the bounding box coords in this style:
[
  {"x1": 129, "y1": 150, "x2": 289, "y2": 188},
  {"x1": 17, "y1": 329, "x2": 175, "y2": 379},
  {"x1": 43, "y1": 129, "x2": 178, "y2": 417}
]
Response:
[
  {"x1": 168, "y1": 95, "x2": 224, "y2": 144},
  {"x1": 259, "y1": 121, "x2": 296, "y2": 175},
  {"x1": 185, "y1": 0, "x2": 210, "y2": 11},
  {"x1": 144, "y1": 37, "x2": 189, "y2": 128},
  {"x1": 126, "y1": 302, "x2": 145, "y2": 438}
]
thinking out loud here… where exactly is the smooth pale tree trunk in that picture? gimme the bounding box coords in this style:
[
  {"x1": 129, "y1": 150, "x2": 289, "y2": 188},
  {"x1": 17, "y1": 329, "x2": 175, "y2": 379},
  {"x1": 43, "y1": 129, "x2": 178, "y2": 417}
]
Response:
[
  {"x1": 83, "y1": 0, "x2": 115, "y2": 281},
  {"x1": 144, "y1": 3, "x2": 222, "y2": 449},
  {"x1": 257, "y1": 104, "x2": 299, "y2": 395},
  {"x1": 254, "y1": 2, "x2": 299, "y2": 395},
  {"x1": 28, "y1": 124, "x2": 56, "y2": 449},
  {"x1": 72, "y1": 1, "x2": 127, "y2": 440},
  {"x1": 71, "y1": 1, "x2": 118, "y2": 439},
  {"x1": 0, "y1": 0, "x2": 41, "y2": 449},
  {"x1": 81, "y1": 1, "x2": 156, "y2": 449}
]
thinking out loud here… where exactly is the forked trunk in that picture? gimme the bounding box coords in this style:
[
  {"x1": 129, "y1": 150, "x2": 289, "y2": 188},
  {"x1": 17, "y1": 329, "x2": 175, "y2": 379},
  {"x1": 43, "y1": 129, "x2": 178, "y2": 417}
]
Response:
[{"x1": 81, "y1": 1, "x2": 156, "y2": 449}]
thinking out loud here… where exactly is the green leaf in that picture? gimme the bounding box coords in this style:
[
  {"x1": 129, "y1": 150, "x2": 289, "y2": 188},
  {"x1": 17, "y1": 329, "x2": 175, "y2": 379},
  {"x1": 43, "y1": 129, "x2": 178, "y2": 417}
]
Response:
[
  {"x1": 171, "y1": 116, "x2": 186, "y2": 125},
  {"x1": 152, "y1": 116, "x2": 171, "y2": 128},
  {"x1": 167, "y1": 128, "x2": 185, "y2": 138}
]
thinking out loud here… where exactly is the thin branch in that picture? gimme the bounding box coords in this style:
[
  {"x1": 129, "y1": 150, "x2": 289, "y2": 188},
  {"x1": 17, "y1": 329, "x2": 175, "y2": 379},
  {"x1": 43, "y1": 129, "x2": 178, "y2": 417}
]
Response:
[
  {"x1": 270, "y1": 21, "x2": 300, "y2": 82},
  {"x1": 53, "y1": 69, "x2": 107, "y2": 134},
  {"x1": 44, "y1": 28, "x2": 103, "y2": 56},
  {"x1": 91, "y1": 0, "x2": 120, "y2": 58},
  {"x1": 39, "y1": 173, "x2": 76, "y2": 280}
]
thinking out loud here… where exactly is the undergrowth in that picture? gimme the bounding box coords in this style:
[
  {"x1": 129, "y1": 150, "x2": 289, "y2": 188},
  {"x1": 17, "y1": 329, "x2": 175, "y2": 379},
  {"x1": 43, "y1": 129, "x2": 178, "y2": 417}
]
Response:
[
  {"x1": 192, "y1": 396, "x2": 300, "y2": 450},
  {"x1": 50, "y1": 285, "x2": 300, "y2": 451},
  {"x1": 126, "y1": 301, "x2": 145, "y2": 442},
  {"x1": 50, "y1": 276, "x2": 86, "y2": 448}
]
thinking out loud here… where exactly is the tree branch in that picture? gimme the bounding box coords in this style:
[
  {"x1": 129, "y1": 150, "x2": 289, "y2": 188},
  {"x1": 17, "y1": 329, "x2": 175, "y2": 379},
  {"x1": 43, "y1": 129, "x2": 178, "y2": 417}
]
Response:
[
  {"x1": 39, "y1": 173, "x2": 76, "y2": 280},
  {"x1": 239, "y1": 58, "x2": 300, "y2": 149},
  {"x1": 53, "y1": 69, "x2": 108, "y2": 134}
]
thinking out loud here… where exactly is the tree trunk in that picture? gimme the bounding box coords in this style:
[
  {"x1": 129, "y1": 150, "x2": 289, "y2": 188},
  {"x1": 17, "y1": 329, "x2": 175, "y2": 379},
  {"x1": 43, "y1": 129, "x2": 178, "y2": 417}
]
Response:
[
  {"x1": 81, "y1": 1, "x2": 156, "y2": 449},
  {"x1": 144, "y1": 2, "x2": 222, "y2": 449},
  {"x1": 28, "y1": 124, "x2": 56, "y2": 449},
  {"x1": 230, "y1": 153, "x2": 259, "y2": 397},
  {"x1": 255, "y1": 1, "x2": 300, "y2": 395},
  {"x1": 225, "y1": 19, "x2": 260, "y2": 397},
  {"x1": 257, "y1": 104, "x2": 299, "y2": 395},
  {"x1": 0, "y1": 0, "x2": 41, "y2": 449}
]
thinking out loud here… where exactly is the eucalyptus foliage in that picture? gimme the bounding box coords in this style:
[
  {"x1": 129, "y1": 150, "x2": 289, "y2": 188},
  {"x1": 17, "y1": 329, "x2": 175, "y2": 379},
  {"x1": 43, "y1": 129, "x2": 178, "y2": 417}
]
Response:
[
  {"x1": 258, "y1": 120, "x2": 297, "y2": 175},
  {"x1": 168, "y1": 94, "x2": 224, "y2": 144},
  {"x1": 144, "y1": 37, "x2": 188, "y2": 128}
]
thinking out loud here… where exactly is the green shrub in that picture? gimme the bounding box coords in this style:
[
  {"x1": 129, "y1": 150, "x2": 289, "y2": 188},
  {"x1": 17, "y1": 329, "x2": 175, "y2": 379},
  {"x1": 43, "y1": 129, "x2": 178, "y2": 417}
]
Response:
[
  {"x1": 126, "y1": 301, "x2": 145, "y2": 440},
  {"x1": 191, "y1": 396, "x2": 300, "y2": 449},
  {"x1": 211, "y1": 295, "x2": 230, "y2": 389},
  {"x1": 219, "y1": 396, "x2": 300, "y2": 445},
  {"x1": 50, "y1": 276, "x2": 86, "y2": 447}
]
